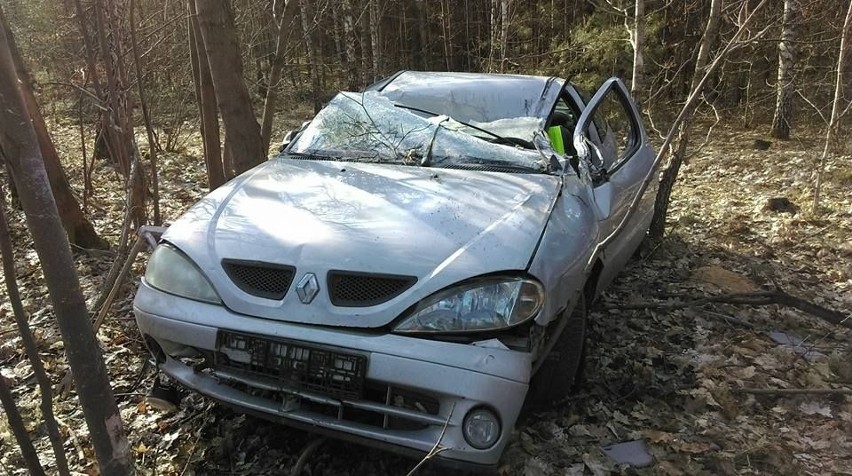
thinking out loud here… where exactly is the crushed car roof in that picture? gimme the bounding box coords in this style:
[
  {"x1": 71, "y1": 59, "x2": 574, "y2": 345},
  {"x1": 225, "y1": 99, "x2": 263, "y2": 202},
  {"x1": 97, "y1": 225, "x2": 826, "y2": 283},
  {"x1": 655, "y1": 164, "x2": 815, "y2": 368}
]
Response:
[{"x1": 368, "y1": 71, "x2": 565, "y2": 124}]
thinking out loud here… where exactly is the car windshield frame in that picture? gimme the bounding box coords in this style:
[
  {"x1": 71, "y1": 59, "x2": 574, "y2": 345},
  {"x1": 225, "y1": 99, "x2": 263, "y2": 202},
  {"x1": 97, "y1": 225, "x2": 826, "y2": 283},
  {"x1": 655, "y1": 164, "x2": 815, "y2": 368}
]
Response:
[{"x1": 288, "y1": 91, "x2": 549, "y2": 173}]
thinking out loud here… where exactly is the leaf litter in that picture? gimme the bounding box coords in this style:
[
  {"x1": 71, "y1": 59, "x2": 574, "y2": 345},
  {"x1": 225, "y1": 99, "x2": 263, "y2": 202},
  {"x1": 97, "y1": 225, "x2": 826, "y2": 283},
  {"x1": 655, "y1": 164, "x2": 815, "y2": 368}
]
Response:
[{"x1": 0, "y1": 122, "x2": 850, "y2": 475}]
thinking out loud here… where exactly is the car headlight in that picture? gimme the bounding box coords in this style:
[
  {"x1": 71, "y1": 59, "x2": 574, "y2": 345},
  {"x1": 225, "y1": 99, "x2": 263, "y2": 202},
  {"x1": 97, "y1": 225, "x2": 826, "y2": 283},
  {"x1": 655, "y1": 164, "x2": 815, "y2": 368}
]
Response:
[
  {"x1": 144, "y1": 243, "x2": 221, "y2": 304},
  {"x1": 393, "y1": 276, "x2": 544, "y2": 334}
]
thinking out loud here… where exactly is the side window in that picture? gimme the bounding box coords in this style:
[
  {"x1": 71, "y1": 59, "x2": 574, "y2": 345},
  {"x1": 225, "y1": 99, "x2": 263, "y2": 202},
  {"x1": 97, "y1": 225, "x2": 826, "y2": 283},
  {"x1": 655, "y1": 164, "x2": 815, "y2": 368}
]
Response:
[
  {"x1": 589, "y1": 90, "x2": 638, "y2": 170},
  {"x1": 546, "y1": 94, "x2": 582, "y2": 156}
]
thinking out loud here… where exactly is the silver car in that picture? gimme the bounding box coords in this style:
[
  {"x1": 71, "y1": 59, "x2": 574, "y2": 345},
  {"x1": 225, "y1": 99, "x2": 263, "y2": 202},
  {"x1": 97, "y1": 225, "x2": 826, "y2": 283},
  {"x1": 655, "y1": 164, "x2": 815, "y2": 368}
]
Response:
[{"x1": 133, "y1": 71, "x2": 658, "y2": 470}]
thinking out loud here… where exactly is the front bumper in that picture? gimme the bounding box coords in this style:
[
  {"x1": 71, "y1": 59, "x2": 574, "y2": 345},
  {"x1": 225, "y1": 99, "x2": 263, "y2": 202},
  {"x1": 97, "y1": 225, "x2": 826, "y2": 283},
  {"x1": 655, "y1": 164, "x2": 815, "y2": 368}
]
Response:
[{"x1": 133, "y1": 282, "x2": 531, "y2": 467}]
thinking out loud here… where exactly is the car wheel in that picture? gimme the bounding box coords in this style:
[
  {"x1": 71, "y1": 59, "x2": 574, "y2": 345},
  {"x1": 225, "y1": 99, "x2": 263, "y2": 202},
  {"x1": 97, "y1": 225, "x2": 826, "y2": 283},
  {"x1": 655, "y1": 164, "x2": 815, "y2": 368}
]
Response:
[{"x1": 526, "y1": 295, "x2": 587, "y2": 406}]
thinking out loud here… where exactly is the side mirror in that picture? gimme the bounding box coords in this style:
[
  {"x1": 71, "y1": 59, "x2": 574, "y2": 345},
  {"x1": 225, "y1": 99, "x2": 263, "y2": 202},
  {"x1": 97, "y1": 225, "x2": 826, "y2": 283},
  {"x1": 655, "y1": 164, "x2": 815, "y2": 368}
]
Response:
[{"x1": 279, "y1": 120, "x2": 311, "y2": 152}]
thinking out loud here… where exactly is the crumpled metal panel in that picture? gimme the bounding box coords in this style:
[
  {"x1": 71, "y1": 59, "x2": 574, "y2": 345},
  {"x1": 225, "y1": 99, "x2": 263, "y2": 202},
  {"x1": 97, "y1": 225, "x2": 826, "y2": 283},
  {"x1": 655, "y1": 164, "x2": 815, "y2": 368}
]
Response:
[{"x1": 375, "y1": 71, "x2": 563, "y2": 124}]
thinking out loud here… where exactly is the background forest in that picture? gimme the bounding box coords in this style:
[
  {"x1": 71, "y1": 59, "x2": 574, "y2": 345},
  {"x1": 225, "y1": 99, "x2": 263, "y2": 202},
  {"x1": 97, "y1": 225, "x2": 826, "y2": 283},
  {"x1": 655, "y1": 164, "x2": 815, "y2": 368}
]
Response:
[{"x1": 0, "y1": 0, "x2": 850, "y2": 475}]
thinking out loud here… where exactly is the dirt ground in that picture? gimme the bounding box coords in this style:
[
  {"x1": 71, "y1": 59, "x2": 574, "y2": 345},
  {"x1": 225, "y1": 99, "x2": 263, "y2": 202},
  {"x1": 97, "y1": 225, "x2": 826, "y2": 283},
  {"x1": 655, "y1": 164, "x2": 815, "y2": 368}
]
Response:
[{"x1": 0, "y1": 120, "x2": 850, "y2": 475}]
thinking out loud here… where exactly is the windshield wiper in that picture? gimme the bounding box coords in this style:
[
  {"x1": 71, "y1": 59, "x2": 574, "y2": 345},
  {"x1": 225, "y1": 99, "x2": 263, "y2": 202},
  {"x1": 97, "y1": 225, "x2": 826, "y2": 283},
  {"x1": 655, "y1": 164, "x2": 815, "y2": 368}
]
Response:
[
  {"x1": 440, "y1": 160, "x2": 545, "y2": 173},
  {"x1": 392, "y1": 103, "x2": 530, "y2": 148},
  {"x1": 284, "y1": 151, "x2": 345, "y2": 161}
]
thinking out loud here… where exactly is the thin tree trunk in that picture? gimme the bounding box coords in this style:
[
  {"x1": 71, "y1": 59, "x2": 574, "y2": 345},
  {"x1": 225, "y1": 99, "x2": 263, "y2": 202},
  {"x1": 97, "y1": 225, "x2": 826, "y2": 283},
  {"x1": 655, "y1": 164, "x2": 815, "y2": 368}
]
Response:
[
  {"x1": 341, "y1": 0, "x2": 359, "y2": 90},
  {"x1": 813, "y1": 0, "x2": 852, "y2": 211},
  {"x1": 188, "y1": 0, "x2": 225, "y2": 188},
  {"x1": 631, "y1": 0, "x2": 645, "y2": 106},
  {"x1": 0, "y1": 5, "x2": 107, "y2": 250},
  {"x1": 298, "y1": 0, "x2": 321, "y2": 112},
  {"x1": 369, "y1": 0, "x2": 380, "y2": 80},
  {"x1": 440, "y1": 0, "x2": 451, "y2": 70},
  {"x1": 358, "y1": 1, "x2": 370, "y2": 86},
  {"x1": 649, "y1": 0, "x2": 724, "y2": 241},
  {"x1": 0, "y1": 20, "x2": 133, "y2": 476},
  {"x1": 0, "y1": 372, "x2": 45, "y2": 476},
  {"x1": 488, "y1": 0, "x2": 497, "y2": 71},
  {"x1": 417, "y1": 0, "x2": 429, "y2": 70},
  {"x1": 0, "y1": 183, "x2": 71, "y2": 476},
  {"x1": 195, "y1": 0, "x2": 265, "y2": 176},
  {"x1": 93, "y1": 0, "x2": 132, "y2": 177},
  {"x1": 129, "y1": 0, "x2": 160, "y2": 225},
  {"x1": 498, "y1": 0, "x2": 509, "y2": 72},
  {"x1": 94, "y1": 0, "x2": 147, "y2": 229},
  {"x1": 599, "y1": 0, "x2": 768, "y2": 257},
  {"x1": 260, "y1": 0, "x2": 292, "y2": 153},
  {"x1": 71, "y1": 0, "x2": 112, "y2": 176},
  {"x1": 770, "y1": 0, "x2": 799, "y2": 139}
]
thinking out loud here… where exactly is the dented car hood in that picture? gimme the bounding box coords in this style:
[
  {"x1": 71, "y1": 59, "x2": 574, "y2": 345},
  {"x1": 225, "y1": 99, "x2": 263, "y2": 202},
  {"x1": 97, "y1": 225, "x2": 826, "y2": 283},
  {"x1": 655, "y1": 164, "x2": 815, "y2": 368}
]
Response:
[{"x1": 162, "y1": 158, "x2": 560, "y2": 328}]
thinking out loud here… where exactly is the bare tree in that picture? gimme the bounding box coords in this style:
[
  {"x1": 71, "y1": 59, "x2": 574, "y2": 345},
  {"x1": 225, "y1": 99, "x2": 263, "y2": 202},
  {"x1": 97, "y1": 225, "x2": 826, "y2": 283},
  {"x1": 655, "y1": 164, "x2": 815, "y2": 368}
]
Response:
[
  {"x1": 195, "y1": 0, "x2": 266, "y2": 176},
  {"x1": 0, "y1": 368, "x2": 45, "y2": 476},
  {"x1": 129, "y1": 0, "x2": 160, "y2": 224},
  {"x1": 813, "y1": 0, "x2": 852, "y2": 211},
  {"x1": 604, "y1": 0, "x2": 769, "y2": 253},
  {"x1": 188, "y1": 0, "x2": 225, "y2": 188},
  {"x1": 369, "y1": 0, "x2": 381, "y2": 80},
  {"x1": 648, "y1": 0, "x2": 770, "y2": 241},
  {"x1": 0, "y1": 17, "x2": 133, "y2": 476},
  {"x1": 0, "y1": 183, "x2": 71, "y2": 476},
  {"x1": 417, "y1": 0, "x2": 429, "y2": 70},
  {"x1": 770, "y1": 0, "x2": 799, "y2": 139},
  {"x1": 298, "y1": 0, "x2": 322, "y2": 112},
  {"x1": 341, "y1": 0, "x2": 360, "y2": 90},
  {"x1": 260, "y1": 0, "x2": 295, "y2": 153},
  {"x1": 93, "y1": 0, "x2": 147, "y2": 229},
  {"x1": 0, "y1": 5, "x2": 107, "y2": 250},
  {"x1": 649, "y1": 0, "x2": 725, "y2": 241},
  {"x1": 631, "y1": 0, "x2": 646, "y2": 106}
]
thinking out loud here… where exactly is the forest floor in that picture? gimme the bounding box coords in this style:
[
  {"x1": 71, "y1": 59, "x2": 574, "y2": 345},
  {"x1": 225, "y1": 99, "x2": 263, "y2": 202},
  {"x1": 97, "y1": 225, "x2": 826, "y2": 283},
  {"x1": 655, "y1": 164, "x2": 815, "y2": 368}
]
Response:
[{"x1": 0, "y1": 117, "x2": 850, "y2": 476}]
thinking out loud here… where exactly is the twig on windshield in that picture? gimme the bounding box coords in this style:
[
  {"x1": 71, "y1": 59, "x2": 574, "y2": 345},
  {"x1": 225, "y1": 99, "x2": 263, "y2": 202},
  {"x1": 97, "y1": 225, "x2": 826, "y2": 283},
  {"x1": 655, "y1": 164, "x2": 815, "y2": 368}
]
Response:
[{"x1": 339, "y1": 93, "x2": 429, "y2": 158}]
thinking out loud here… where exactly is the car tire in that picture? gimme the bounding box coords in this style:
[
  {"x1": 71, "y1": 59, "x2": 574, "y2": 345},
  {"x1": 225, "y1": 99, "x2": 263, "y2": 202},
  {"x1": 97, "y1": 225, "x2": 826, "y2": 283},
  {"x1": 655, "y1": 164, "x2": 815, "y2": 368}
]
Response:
[{"x1": 526, "y1": 295, "x2": 588, "y2": 406}]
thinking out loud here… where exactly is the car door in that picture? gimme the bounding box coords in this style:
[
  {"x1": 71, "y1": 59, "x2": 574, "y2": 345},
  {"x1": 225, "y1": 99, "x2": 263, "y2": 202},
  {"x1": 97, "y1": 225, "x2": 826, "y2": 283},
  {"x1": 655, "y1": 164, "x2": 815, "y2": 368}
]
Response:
[{"x1": 572, "y1": 78, "x2": 657, "y2": 286}]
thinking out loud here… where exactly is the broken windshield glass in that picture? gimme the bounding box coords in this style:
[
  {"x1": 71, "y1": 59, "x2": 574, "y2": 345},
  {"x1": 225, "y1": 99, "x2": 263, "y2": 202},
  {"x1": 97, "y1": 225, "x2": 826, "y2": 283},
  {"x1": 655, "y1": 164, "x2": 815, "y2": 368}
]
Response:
[{"x1": 289, "y1": 92, "x2": 547, "y2": 172}]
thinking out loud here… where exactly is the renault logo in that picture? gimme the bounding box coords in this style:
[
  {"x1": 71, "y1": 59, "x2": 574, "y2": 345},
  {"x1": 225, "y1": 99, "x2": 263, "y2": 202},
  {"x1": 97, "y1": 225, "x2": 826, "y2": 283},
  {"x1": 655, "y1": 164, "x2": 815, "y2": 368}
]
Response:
[{"x1": 295, "y1": 273, "x2": 319, "y2": 304}]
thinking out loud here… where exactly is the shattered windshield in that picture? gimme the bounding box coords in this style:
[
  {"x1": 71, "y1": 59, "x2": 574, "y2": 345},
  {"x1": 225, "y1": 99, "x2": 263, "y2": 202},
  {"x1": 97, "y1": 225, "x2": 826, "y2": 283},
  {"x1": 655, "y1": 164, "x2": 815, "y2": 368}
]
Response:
[{"x1": 289, "y1": 92, "x2": 547, "y2": 172}]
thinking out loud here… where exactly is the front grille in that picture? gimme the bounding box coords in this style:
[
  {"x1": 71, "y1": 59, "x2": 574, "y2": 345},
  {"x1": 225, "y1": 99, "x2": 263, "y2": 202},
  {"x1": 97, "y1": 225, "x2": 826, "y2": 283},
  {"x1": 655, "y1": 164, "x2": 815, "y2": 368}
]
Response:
[
  {"x1": 222, "y1": 260, "x2": 295, "y2": 300},
  {"x1": 327, "y1": 271, "x2": 416, "y2": 307}
]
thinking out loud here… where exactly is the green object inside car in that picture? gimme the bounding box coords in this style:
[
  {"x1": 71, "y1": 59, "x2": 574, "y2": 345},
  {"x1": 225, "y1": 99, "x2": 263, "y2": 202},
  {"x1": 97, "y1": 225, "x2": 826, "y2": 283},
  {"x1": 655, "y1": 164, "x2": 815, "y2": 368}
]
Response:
[{"x1": 547, "y1": 126, "x2": 565, "y2": 154}]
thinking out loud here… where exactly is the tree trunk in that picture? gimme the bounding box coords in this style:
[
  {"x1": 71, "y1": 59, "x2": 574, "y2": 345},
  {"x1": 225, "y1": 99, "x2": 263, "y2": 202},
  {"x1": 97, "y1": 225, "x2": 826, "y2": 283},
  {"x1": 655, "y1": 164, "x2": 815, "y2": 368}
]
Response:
[
  {"x1": 195, "y1": 0, "x2": 265, "y2": 177},
  {"x1": 631, "y1": 0, "x2": 645, "y2": 107},
  {"x1": 369, "y1": 0, "x2": 380, "y2": 80},
  {"x1": 94, "y1": 0, "x2": 147, "y2": 229},
  {"x1": 341, "y1": 0, "x2": 359, "y2": 90},
  {"x1": 188, "y1": 0, "x2": 225, "y2": 189},
  {"x1": 488, "y1": 0, "x2": 497, "y2": 71},
  {"x1": 813, "y1": 0, "x2": 852, "y2": 211},
  {"x1": 0, "y1": 19, "x2": 133, "y2": 476},
  {"x1": 440, "y1": 0, "x2": 452, "y2": 70},
  {"x1": 129, "y1": 0, "x2": 160, "y2": 225},
  {"x1": 93, "y1": 0, "x2": 133, "y2": 177},
  {"x1": 260, "y1": 1, "x2": 293, "y2": 153},
  {"x1": 417, "y1": 0, "x2": 429, "y2": 70},
  {"x1": 0, "y1": 5, "x2": 108, "y2": 250},
  {"x1": 298, "y1": 0, "x2": 322, "y2": 112},
  {"x1": 0, "y1": 372, "x2": 45, "y2": 476},
  {"x1": 358, "y1": 1, "x2": 370, "y2": 86},
  {"x1": 0, "y1": 182, "x2": 71, "y2": 476},
  {"x1": 770, "y1": 0, "x2": 799, "y2": 139},
  {"x1": 498, "y1": 0, "x2": 509, "y2": 72},
  {"x1": 649, "y1": 0, "x2": 723, "y2": 241}
]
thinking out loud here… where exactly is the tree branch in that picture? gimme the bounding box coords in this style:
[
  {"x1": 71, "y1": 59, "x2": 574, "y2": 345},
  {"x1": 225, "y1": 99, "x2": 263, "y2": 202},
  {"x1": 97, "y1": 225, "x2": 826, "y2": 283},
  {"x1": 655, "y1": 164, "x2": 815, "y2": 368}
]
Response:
[{"x1": 604, "y1": 289, "x2": 850, "y2": 329}]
